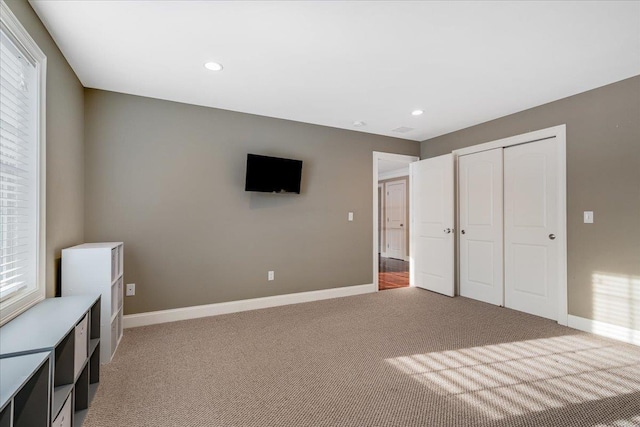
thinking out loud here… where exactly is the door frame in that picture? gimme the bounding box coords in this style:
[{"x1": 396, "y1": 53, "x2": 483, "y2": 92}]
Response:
[
  {"x1": 378, "y1": 183, "x2": 384, "y2": 256},
  {"x1": 452, "y1": 124, "x2": 568, "y2": 325},
  {"x1": 373, "y1": 152, "x2": 419, "y2": 292}
]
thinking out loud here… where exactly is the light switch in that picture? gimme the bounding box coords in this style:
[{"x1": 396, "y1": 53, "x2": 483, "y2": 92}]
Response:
[
  {"x1": 348, "y1": 212, "x2": 354, "y2": 222},
  {"x1": 126, "y1": 283, "x2": 135, "y2": 296},
  {"x1": 584, "y1": 211, "x2": 594, "y2": 224}
]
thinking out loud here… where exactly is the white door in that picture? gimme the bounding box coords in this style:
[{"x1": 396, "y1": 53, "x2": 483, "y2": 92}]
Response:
[
  {"x1": 386, "y1": 180, "x2": 406, "y2": 260},
  {"x1": 459, "y1": 149, "x2": 504, "y2": 306},
  {"x1": 504, "y1": 139, "x2": 560, "y2": 320},
  {"x1": 410, "y1": 154, "x2": 455, "y2": 297}
]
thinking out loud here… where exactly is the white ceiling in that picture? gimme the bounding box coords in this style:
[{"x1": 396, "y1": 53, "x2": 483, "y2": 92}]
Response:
[{"x1": 30, "y1": 1, "x2": 640, "y2": 142}]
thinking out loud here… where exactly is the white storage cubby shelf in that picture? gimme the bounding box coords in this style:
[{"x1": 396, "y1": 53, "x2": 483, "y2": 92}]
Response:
[
  {"x1": 62, "y1": 243, "x2": 124, "y2": 364},
  {"x1": 62, "y1": 242, "x2": 124, "y2": 364},
  {"x1": 0, "y1": 295, "x2": 101, "y2": 427}
]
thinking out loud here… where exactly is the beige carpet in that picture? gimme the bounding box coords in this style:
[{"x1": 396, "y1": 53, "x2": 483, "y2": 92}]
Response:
[{"x1": 84, "y1": 288, "x2": 640, "y2": 427}]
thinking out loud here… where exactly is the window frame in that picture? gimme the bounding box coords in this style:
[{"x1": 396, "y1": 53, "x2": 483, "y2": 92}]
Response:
[{"x1": 0, "y1": 1, "x2": 47, "y2": 326}]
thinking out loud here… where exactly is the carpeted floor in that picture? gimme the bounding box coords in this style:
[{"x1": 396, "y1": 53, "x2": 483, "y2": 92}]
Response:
[{"x1": 84, "y1": 288, "x2": 640, "y2": 427}]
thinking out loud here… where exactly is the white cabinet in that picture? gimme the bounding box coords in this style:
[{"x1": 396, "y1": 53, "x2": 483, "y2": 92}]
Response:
[{"x1": 62, "y1": 243, "x2": 124, "y2": 364}]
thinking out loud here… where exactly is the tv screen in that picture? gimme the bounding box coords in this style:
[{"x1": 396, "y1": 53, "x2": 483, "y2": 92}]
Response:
[{"x1": 245, "y1": 154, "x2": 303, "y2": 194}]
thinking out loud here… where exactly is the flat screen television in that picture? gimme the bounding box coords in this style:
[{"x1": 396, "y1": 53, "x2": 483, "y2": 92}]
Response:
[{"x1": 245, "y1": 154, "x2": 303, "y2": 194}]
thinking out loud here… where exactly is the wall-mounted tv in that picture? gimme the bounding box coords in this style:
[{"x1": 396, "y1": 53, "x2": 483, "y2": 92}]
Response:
[{"x1": 245, "y1": 154, "x2": 303, "y2": 194}]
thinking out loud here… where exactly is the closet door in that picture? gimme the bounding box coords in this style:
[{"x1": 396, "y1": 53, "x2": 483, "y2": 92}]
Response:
[
  {"x1": 459, "y1": 149, "x2": 504, "y2": 306},
  {"x1": 504, "y1": 139, "x2": 560, "y2": 320}
]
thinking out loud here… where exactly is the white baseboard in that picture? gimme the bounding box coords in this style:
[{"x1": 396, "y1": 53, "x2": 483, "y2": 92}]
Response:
[
  {"x1": 123, "y1": 283, "x2": 375, "y2": 329},
  {"x1": 568, "y1": 315, "x2": 640, "y2": 346}
]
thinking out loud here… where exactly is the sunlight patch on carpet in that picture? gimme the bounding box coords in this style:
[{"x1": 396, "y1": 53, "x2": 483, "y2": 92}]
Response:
[
  {"x1": 386, "y1": 335, "x2": 640, "y2": 420},
  {"x1": 594, "y1": 415, "x2": 640, "y2": 427}
]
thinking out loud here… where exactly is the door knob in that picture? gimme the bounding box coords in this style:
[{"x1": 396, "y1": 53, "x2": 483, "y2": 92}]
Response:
[
  {"x1": 549, "y1": 234, "x2": 556, "y2": 240},
  {"x1": 461, "y1": 230, "x2": 466, "y2": 234},
  {"x1": 400, "y1": 224, "x2": 403, "y2": 227},
  {"x1": 444, "y1": 228, "x2": 451, "y2": 234}
]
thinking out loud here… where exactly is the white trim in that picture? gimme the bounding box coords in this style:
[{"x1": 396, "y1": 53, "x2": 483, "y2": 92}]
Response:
[
  {"x1": 377, "y1": 183, "x2": 384, "y2": 254},
  {"x1": 452, "y1": 124, "x2": 568, "y2": 326},
  {"x1": 556, "y1": 128, "x2": 568, "y2": 326},
  {"x1": 0, "y1": 1, "x2": 47, "y2": 326},
  {"x1": 409, "y1": 163, "x2": 414, "y2": 288},
  {"x1": 124, "y1": 283, "x2": 375, "y2": 328},
  {"x1": 568, "y1": 315, "x2": 640, "y2": 347},
  {"x1": 378, "y1": 169, "x2": 409, "y2": 181},
  {"x1": 453, "y1": 154, "x2": 460, "y2": 296},
  {"x1": 452, "y1": 124, "x2": 566, "y2": 157},
  {"x1": 373, "y1": 152, "x2": 419, "y2": 292}
]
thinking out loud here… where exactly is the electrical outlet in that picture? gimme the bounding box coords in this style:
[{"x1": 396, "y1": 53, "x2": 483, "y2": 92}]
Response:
[
  {"x1": 268, "y1": 271, "x2": 274, "y2": 281},
  {"x1": 348, "y1": 212, "x2": 354, "y2": 221},
  {"x1": 126, "y1": 283, "x2": 136, "y2": 296}
]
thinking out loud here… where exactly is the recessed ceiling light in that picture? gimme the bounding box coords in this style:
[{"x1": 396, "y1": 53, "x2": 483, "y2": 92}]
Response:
[
  {"x1": 353, "y1": 121, "x2": 366, "y2": 127},
  {"x1": 411, "y1": 109, "x2": 424, "y2": 116},
  {"x1": 204, "y1": 62, "x2": 223, "y2": 71}
]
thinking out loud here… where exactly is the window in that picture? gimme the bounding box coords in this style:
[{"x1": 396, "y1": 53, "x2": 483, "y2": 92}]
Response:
[{"x1": 0, "y1": 2, "x2": 46, "y2": 325}]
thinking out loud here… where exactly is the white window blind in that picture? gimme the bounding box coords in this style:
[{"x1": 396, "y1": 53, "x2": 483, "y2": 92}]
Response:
[{"x1": 0, "y1": 25, "x2": 38, "y2": 303}]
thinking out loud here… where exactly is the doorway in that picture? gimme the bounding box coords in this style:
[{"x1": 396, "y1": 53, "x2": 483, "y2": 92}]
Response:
[
  {"x1": 380, "y1": 178, "x2": 408, "y2": 290},
  {"x1": 373, "y1": 152, "x2": 419, "y2": 291}
]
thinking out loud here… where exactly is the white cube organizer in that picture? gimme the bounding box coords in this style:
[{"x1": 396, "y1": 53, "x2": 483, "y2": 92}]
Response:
[{"x1": 62, "y1": 243, "x2": 124, "y2": 364}]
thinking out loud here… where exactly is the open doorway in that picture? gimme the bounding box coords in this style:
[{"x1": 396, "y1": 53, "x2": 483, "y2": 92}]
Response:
[{"x1": 373, "y1": 152, "x2": 419, "y2": 291}]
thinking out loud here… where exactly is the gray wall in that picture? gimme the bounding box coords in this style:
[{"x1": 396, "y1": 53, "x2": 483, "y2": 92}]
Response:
[
  {"x1": 421, "y1": 75, "x2": 640, "y2": 330},
  {"x1": 5, "y1": 0, "x2": 85, "y2": 297},
  {"x1": 84, "y1": 90, "x2": 419, "y2": 315}
]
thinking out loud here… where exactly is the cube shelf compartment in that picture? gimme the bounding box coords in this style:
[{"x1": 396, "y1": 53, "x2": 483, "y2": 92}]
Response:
[
  {"x1": 0, "y1": 352, "x2": 50, "y2": 427},
  {"x1": 62, "y1": 242, "x2": 124, "y2": 364},
  {"x1": 0, "y1": 295, "x2": 101, "y2": 427}
]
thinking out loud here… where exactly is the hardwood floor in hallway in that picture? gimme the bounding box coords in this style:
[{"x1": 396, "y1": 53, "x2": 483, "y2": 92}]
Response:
[{"x1": 378, "y1": 256, "x2": 409, "y2": 290}]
